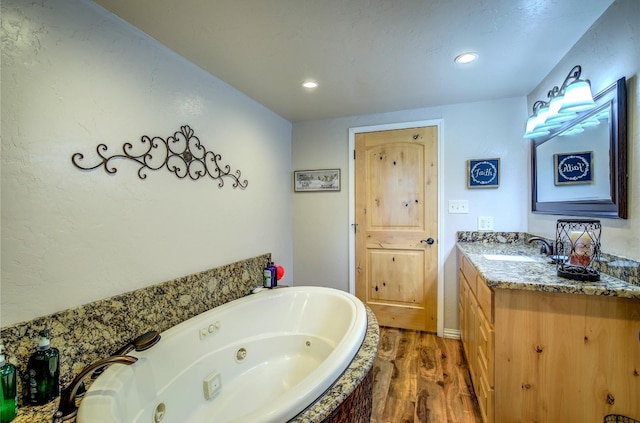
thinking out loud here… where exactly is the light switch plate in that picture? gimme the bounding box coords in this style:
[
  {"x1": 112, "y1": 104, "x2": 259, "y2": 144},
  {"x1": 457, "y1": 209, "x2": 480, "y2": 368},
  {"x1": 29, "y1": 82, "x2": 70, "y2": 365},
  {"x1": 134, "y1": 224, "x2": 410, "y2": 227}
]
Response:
[{"x1": 448, "y1": 200, "x2": 469, "y2": 214}]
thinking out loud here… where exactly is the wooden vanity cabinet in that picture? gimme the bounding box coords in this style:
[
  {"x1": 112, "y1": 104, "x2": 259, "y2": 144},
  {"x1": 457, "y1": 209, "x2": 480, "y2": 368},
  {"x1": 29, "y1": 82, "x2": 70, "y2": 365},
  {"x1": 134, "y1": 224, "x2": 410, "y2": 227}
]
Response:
[
  {"x1": 458, "y1": 251, "x2": 640, "y2": 423},
  {"x1": 458, "y1": 253, "x2": 494, "y2": 423}
]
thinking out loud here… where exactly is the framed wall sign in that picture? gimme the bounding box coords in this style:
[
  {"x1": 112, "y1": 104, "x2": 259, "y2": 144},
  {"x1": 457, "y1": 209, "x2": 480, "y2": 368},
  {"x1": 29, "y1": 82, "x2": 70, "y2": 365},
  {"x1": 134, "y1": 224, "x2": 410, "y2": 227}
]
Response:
[
  {"x1": 293, "y1": 169, "x2": 341, "y2": 192},
  {"x1": 467, "y1": 158, "x2": 500, "y2": 188},
  {"x1": 554, "y1": 151, "x2": 593, "y2": 185}
]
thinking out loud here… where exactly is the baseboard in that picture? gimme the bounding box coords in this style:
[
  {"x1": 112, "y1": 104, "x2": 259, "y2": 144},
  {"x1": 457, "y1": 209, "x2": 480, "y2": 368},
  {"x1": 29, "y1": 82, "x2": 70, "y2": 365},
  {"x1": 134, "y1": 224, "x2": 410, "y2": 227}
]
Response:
[{"x1": 443, "y1": 328, "x2": 461, "y2": 339}]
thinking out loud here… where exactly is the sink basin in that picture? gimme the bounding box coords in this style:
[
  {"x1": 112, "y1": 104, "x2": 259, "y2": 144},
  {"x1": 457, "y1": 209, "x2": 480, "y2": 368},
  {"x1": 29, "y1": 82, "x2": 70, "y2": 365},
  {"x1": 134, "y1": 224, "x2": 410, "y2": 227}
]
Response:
[{"x1": 482, "y1": 254, "x2": 537, "y2": 262}]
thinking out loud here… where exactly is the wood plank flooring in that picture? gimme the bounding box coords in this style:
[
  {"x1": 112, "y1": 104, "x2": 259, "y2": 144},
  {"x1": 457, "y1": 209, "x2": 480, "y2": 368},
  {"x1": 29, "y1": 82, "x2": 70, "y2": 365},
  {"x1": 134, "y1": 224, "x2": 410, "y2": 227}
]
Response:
[{"x1": 371, "y1": 327, "x2": 483, "y2": 423}]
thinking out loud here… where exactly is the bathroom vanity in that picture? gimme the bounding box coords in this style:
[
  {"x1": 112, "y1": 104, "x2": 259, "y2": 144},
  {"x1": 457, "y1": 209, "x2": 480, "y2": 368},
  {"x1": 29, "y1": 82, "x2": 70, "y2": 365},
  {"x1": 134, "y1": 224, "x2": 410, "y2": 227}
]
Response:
[{"x1": 457, "y1": 241, "x2": 640, "y2": 423}]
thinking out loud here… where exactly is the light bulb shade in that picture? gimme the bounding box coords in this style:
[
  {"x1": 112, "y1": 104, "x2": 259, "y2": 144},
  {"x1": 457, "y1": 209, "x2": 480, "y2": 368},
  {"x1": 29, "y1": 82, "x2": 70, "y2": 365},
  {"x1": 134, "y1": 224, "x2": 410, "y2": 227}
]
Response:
[
  {"x1": 558, "y1": 80, "x2": 596, "y2": 113},
  {"x1": 548, "y1": 95, "x2": 563, "y2": 115},
  {"x1": 524, "y1": 114, "x2": 550, "y2": 138},
  {"x1": 560, "y1": 126, "x2": 584, "y2": 136},
  {"x1": 546, "y1": 95, "x2": 577, "y2": 124},
  {"x1": 580, "y1": 117, "x2": 600, "y2": 128},
  {"x1": 533, "y1": 106, "x2": 550, "y2": 129},
  {"x1": 595, "y1": 108, "x2": 610, "y2": 121},
  {"x1": 532, "y1": 105, "x2": 563, "y2": 131},
  {"x1": 524, "y1": 128, "x2": 550, "y2": 139}
]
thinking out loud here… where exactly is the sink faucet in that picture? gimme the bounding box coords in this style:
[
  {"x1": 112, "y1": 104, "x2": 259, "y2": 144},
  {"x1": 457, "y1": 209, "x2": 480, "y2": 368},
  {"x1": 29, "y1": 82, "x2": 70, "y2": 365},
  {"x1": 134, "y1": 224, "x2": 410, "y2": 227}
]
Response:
[
  {"x1": 527, "y1": 237, "x2": 554, "y2": 256},
  {"x1": 53, "y1": 355, "x2": 138, "y2": 422}
]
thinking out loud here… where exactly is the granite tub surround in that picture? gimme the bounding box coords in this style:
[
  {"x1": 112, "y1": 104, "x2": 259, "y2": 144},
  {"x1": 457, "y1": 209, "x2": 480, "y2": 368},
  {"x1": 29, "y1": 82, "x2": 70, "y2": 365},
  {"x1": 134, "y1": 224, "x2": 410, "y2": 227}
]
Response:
[
  {"x1": 292, "y1": 306, "x2": 379, "y2": 423},
  {"x1": 457, "y1": 234, "x2": 640, "y2": 299},
  {"x1": 0, "y1": 253, "x2": 269, "y2": 423}
]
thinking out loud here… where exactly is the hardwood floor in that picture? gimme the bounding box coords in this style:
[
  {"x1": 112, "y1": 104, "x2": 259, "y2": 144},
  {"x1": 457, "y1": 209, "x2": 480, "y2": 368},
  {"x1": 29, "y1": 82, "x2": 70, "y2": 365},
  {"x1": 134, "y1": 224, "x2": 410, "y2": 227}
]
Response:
[{"x1": 371, "y1": 327, "x2": 483, "y2": 423}]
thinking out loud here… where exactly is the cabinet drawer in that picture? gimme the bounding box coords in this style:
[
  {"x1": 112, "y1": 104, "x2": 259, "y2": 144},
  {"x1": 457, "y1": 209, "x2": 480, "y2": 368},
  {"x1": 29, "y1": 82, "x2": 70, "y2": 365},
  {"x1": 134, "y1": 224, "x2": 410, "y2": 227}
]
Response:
[
  {"x1": 477, "y1": 310, "x2": 494, "y2": 388},
  {"x1": 476, "y1": 276, "x2": 493, "y2": 323},
  {"x1": 476, "y1": 369, "x2": 494, "y2": 423}
]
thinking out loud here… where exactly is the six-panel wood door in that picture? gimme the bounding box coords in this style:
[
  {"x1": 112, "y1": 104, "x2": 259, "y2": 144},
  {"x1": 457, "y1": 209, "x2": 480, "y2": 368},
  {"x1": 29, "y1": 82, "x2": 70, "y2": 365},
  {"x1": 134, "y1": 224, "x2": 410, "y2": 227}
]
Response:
[{"x1": 355, "y1": 126, "x2": 438, "y2": 332}]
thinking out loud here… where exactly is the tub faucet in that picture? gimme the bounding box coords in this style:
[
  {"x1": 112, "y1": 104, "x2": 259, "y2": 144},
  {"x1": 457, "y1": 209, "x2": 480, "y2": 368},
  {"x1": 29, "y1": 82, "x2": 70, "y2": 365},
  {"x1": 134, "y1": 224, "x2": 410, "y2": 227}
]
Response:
[
  {"x1": 112, "y1": 330, "x2": 161, "y2": 356},
  {"x1": 527, "y1": 237, "x2": 554, "y2": 256},
  {"x1": 92, "y1": 330, "x2": 160, "y2": 378},
  {"x1": 53, "y1": 355, "x2": 138, "y2": 422}
]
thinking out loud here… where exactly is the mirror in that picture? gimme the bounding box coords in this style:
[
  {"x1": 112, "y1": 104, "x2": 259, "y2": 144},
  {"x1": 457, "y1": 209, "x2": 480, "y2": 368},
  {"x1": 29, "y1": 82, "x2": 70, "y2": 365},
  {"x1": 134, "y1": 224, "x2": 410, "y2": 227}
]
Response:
[{"x1": 531, "y1": 77, "x2": 627, "y2": 218}]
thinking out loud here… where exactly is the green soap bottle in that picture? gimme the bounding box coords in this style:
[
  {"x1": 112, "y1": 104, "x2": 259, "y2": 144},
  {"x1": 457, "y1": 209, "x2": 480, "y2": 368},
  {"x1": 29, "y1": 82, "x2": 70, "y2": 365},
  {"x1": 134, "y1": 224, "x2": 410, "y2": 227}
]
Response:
[
  {"x1": 27, "y1": 330, "x2": 60, "y2": 405},
  {"x1": 0, "y1": 344, "x2": 18, "y2": 423}
]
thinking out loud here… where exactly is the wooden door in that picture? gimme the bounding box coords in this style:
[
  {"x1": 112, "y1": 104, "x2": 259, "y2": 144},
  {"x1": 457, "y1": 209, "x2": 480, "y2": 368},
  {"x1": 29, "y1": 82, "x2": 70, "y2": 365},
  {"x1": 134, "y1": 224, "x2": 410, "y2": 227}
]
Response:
[{"x1": 355, "y1": 126, "x2": 438, "y2": 332}]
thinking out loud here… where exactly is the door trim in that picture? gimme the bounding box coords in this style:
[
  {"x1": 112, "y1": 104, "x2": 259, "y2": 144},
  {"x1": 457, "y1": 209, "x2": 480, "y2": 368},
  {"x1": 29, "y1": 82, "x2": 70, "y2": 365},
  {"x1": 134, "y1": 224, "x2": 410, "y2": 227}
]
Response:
[{"x1": 348, "y1": 119, "x2": 445, "y2": 336}]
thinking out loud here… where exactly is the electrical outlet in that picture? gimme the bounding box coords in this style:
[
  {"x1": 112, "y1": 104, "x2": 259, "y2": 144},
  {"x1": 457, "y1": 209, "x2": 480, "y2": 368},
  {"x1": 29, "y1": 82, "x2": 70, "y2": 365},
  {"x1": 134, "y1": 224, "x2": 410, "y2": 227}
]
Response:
[
  {"x1": 448, "y1": 200, "x2": 469, "y2": 214},
  {"x1": 478, "y1": 216, "x2": 494, "y2": 231}
]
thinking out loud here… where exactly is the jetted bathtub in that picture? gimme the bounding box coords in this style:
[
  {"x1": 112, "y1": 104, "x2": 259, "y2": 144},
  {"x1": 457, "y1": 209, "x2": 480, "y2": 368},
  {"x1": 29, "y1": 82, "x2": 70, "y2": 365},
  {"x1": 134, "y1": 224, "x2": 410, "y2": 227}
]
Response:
[{"x1": 77, "y1": 286, "x2": 368, "y2": 423}]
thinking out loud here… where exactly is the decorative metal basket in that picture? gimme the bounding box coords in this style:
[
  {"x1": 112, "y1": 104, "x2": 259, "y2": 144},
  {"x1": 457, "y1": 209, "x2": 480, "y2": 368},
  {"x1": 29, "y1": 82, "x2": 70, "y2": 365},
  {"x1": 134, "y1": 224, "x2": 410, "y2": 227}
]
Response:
[{"x1": 555, "y1": 219, "x2": 601, "y2": 281}]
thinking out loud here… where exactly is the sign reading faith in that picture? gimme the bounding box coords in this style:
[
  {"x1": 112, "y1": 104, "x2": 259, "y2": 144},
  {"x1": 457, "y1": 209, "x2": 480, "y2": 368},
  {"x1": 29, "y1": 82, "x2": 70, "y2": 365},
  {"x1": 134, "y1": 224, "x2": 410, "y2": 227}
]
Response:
[
  {"x1": 467, "y1": 158, "x2": 500, "y2": 188},
  {"x1": 554, "y1": 151, "x2": 593, "y2": 185}
]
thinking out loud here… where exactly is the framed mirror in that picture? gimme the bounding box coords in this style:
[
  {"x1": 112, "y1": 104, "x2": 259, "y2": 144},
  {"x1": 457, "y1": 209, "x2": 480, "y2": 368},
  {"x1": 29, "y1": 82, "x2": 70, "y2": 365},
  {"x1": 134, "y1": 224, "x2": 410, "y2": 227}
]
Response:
[{"x1": 531, "y1": 77, "x2": 627, "y2": 218}]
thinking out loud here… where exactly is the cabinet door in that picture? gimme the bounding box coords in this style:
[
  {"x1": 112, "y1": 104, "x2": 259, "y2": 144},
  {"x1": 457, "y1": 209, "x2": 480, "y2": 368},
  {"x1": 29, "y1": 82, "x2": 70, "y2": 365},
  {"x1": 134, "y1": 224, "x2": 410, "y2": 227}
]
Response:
[
  {"x1": 477, "y1": 307, "x2": 494, "y2": 388},
  {"x1": 476, "y1": 276, "x2": 493, "y2": 324},
  {"x1": 476, "y1": 368, "x2": 494, "y2": 423},
  {"x1": 466, "y1": 290, "x2": 478, "y2": 384},
  {"x1": 458, "y1": 270, "x2": 466, "y2": 344}
]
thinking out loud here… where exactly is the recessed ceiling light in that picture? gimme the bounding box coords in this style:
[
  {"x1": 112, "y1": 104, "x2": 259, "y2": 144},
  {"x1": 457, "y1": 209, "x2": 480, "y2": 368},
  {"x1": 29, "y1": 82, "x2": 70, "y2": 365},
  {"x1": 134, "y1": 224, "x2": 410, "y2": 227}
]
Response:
[
  {"x1": 454, "y1": 52, "x2": 478, "y2": 64},
  {"x1": 302, "y1": 80, "x2": 319, "y2": 89}
]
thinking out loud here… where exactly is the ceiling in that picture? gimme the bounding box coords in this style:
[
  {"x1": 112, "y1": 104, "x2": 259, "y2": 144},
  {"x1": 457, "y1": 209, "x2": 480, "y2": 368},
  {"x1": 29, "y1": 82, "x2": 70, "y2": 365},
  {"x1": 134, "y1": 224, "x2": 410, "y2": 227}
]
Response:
[{"x1": 92, "y1": 0, "x2": 614, "y2": 122}]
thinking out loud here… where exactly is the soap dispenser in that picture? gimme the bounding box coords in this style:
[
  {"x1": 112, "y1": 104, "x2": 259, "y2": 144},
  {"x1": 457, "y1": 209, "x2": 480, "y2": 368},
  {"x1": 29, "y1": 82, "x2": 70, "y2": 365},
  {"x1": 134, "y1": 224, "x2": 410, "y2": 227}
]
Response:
[
  {"x1": 27, "y1": 330, "x2": 60, "y2": 405},
  {"x1": 0, "y1": 344, "x2": 18, "y2": 423}
]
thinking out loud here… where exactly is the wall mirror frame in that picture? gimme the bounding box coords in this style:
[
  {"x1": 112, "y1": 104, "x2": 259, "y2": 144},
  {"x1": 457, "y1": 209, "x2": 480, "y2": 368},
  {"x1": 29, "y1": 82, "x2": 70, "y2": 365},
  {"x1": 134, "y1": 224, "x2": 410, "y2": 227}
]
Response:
[{"x1": 531, "y1": 77, "x2": 627, "y2": 219}]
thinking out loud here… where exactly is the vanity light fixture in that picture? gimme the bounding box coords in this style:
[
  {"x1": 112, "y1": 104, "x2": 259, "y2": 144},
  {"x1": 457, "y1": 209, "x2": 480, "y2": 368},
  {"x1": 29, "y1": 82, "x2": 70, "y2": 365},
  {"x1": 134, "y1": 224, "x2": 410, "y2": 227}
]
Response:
[
  {"x1": 524, "y1": 65, "x2": 596, "y2": 139},
  {"x1": 302, "y1": 80, "x2": 319, "y2": 89},
  {"x1": 454, "y1": 52, "x2": 478, "y2": 64}
]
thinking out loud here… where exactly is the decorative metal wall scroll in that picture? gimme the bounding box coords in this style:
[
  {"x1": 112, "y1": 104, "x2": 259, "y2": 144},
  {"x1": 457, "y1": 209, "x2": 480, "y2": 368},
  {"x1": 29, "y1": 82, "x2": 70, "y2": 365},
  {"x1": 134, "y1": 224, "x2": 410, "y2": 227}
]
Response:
[{"x1": 71, "y1": 125, "x2": 248, "y2": 188}]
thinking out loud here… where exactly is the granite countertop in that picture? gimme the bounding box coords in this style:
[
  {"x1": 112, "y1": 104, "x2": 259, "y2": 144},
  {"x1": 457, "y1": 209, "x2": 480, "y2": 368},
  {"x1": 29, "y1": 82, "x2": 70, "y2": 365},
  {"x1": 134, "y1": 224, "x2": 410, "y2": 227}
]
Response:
[{"x1": 457, "y1": 241, "x2": 640, "y2": 300}]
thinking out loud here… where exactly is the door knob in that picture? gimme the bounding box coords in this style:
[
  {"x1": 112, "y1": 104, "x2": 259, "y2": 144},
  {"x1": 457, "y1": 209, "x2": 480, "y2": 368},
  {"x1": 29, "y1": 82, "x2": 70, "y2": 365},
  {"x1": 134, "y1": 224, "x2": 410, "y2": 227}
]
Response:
[{"x1": 420, "y1": 238, "x2": 435, "y2": 245}]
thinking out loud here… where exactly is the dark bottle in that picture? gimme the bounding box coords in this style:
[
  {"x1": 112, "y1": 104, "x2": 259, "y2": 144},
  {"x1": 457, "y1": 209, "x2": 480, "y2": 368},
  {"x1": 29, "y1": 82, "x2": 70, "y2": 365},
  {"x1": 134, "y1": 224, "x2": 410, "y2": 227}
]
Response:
[
  {"x1": 263, "y1": 261, "x2": 277, "y2": 288},
  {"x1": 269, "y1": 262, "x2": 277, "y2": 288},
  {"x1": 0, "y1": 344, "x2": 18, "y2": 423},
  {"x1": 264, "y1": 260, "x2": 277, "y2": 288},
  {"x1": 27, "y1": 330, "x2": 60, "y2": 405}
]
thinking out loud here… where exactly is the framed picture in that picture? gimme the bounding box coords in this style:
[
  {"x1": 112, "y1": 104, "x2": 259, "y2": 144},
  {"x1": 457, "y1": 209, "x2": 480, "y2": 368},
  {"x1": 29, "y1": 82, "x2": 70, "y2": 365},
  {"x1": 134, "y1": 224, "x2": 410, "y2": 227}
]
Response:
[
  {"x1": 554, "y1": 151, "x2": 593, "y2": 185},
  {"x1": 294, "y1": 169, "x2": 341, "y2": 192},
  {"x1": 467, "y1": 158, "x2": 500, "y2": 188}
]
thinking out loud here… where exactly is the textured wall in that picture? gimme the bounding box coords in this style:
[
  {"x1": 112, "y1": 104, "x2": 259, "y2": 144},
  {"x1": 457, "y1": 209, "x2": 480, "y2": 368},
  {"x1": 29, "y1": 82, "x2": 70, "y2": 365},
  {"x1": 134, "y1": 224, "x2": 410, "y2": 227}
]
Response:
[{"x1": 1, "y1": 0, "x2": 293, "y2": 326}]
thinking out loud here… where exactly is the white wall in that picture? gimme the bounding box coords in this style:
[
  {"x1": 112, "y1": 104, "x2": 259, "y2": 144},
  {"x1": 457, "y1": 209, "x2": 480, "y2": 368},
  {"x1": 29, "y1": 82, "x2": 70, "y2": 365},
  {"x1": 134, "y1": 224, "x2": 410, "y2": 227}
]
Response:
[
  {"x1": 292, "y1": 97, "x2": 529, "y2": 332},
  {"x1": 1, "y1": 0, "x2": 293, "y2": 326},
  {"x1": 527, "y1": 0, "x2": 640, "y2": 259}
]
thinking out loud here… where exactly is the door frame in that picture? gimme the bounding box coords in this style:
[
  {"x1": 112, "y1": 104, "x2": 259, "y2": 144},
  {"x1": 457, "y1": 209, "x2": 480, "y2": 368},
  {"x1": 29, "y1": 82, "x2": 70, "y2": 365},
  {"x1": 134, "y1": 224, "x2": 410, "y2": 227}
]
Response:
[{"x1": 348, "y1": 119, "x2": 445, "y2": 337}]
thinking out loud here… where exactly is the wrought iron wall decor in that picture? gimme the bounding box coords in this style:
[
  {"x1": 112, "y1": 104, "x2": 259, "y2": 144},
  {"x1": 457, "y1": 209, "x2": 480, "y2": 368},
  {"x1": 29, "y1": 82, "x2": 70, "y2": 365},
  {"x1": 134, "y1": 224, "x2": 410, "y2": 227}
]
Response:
[{"x1": 71, "y1": 125, "x2": 248, "y2": 188}]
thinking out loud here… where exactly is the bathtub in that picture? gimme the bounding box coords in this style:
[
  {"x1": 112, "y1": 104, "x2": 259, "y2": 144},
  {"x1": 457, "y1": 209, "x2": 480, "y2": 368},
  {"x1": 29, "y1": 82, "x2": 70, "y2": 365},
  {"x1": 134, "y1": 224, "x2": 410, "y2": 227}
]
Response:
[{"x1": 77, "y1": 286, "x2": 368, "y2": 423}]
